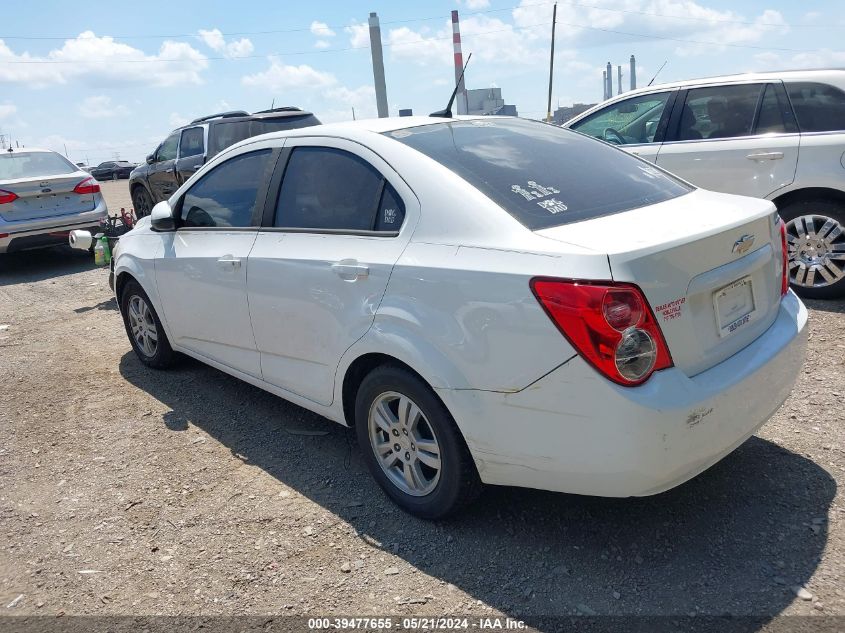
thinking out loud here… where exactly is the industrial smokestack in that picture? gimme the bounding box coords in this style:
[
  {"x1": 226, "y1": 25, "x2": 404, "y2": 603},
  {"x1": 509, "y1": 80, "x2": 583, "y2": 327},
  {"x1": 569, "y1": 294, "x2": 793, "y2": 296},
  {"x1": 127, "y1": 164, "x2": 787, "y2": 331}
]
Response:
[
  {"x1": 602, "y1": 71, "x2": 607, "y2": 100},
  {"x1": 630, "y1": 55, "x2": 637, "y2": 91},
  {"x1": 617, "y1": 65, "x2": 622, "y2": 95},
  {"x1": 368, "y1": 12, "x2": 389, "y2": 118},
  {"x1": 452, "y1": 10, "x2": 468, "y2": 115},
  {"x1": 606, "y1": 62, "x2": 613, "y2": 100}
]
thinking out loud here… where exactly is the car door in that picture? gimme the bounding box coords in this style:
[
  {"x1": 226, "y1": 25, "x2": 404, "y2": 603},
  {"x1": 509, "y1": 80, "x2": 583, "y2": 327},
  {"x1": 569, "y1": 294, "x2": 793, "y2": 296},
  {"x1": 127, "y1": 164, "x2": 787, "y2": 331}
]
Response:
[
  {"x1": 175, "y1": 126, "x2": 206, "y2": 186},
  {"x1": 656, "y1": 82, "x2": 800, "y2": 198},
  {"x1": 154, "y1": 144, "x2": 279, "y2": 377},
  {"x1": 91, "y1": 162, "x2": 112, "y2": 180},
  {"x1": 567, "y1": 89, "x2": 677, "y2": 163},
  {"x1": 247, "y1": 139, "x2": 418, "y2": 406},
  {"x1": 147, "y1": 132, "x2": 180, "y2": 202}
]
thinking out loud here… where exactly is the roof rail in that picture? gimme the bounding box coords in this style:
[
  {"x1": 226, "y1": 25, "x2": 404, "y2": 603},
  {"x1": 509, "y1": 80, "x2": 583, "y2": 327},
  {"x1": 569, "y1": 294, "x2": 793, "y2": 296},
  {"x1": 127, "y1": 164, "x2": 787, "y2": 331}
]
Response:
[
  {"x1": 189, "y1": 110, "x2": 250, "y2": 124},
  {"x1": 252, "y1": 106, "x2": 305, "y2": 115}
]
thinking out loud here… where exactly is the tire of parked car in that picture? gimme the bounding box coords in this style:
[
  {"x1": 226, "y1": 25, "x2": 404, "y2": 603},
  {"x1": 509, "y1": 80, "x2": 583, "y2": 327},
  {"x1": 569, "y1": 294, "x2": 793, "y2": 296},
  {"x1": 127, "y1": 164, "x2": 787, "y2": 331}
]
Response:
[
  {"x1": 131, "y1": 186, "x2": 154, "y2": 218},
  {"x1": 778, "y1": 199, "x2": 845, "y2": 300},
  {"x1": 354, "y1": 365, "x2": 482, "y2": 519},
  {"x1": 120, "y1": 280, "x2": 176, "y2": 369},
  {"x1": 112, "y1": 172, "x2": 118, "y2": 181}
]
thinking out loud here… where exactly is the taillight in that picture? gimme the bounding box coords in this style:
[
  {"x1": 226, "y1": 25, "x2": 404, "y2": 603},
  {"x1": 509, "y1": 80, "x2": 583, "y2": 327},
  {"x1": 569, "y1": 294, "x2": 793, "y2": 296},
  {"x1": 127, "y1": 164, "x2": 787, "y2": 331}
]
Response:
[
  {"x1": 0, "y1": 189, "x2": 18, "y2": 205},
  {"x1": 778, "y1": 219, "x2": 789, "y2": 296},
  {"x1": 530, "y1": 279, "x2": 673, "y2": 386},
  {"x1": 73, "y1": 177, "x2": 100, "y2": 195}
]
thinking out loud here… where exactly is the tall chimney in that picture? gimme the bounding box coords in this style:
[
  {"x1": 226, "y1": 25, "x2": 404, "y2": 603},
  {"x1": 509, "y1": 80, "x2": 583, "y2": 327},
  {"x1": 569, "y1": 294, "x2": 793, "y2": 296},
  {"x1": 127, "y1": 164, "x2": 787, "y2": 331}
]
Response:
[
  {"x1": 617, "y1": 65, "x2": 623, "y2": 95},
  {"x1": 630, "y1": 54, "x2": 637, "y2": 91},
  {"x1": 368, "y1": 12, "x2": 389, "y2": 118},
  {"x1": 606, "y1": 61, "x2": 613, "y2": 100},
  {"x1": 602, "y1": 71, "x2": 607, "y2": 100},
  {"x1": 452, "y1": 10, "x2": 468, "y2": 115}
]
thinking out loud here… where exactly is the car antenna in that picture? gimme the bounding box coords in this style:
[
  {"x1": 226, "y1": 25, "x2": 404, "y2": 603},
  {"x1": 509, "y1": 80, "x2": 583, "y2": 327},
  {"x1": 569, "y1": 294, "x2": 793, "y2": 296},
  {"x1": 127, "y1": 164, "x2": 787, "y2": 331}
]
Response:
[
  {"x1": 647, "y1": 60, "x2": 668, "y2": 87},
  {"x1": 430, "y1": 53, "x2": 472, "y2": 118}
]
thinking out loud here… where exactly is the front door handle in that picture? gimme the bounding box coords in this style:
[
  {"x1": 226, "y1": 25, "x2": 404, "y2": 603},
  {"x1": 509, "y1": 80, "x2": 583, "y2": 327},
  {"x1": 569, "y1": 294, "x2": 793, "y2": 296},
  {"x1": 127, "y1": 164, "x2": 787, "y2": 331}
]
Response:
[
  {"x1": 746, "y1": 151, "x2": 784, "y2": 161},
  {"x1": 332, "y1": 260, "x2": 369, "y2": 281},
  {"x1": 218, "y1": 256, "x2": 241, "y2": 271}
]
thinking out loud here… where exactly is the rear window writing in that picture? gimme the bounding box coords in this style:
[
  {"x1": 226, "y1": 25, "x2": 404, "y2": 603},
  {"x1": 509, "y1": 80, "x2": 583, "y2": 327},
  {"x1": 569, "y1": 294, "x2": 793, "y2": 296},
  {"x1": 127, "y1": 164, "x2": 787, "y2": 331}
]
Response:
[
  {"x1": 388, "y1": 118, "x2": 691, "y2": 229},
  {"x1": 0, "y1": 152, "x2": 78, "y2": 181}
]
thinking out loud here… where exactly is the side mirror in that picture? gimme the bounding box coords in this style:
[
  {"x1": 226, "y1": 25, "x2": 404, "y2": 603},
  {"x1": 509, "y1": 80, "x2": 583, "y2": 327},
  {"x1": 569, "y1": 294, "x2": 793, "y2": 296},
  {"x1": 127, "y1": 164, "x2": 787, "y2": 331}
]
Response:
[
  {"x1": 146, "y1": 154, "x2": 155, "y2": 165},
  {"x1": 150, "y1": 201, "x2": 176, "y2": 231}
]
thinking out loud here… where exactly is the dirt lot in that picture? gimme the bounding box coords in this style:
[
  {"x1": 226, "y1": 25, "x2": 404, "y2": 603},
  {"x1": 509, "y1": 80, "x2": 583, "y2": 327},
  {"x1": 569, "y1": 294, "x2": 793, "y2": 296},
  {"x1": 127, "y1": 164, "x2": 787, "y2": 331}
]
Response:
[{"x1": 1, "y1": 179, "x2": 844, "y2": 627}]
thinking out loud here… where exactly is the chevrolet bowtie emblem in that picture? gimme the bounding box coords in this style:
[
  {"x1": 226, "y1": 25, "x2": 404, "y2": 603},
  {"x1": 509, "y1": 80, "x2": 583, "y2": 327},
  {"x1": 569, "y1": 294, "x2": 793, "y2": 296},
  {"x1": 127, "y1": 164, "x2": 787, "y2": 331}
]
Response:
[{"x1": 732, "y1": 234, "x2": 755, "y2": 255}]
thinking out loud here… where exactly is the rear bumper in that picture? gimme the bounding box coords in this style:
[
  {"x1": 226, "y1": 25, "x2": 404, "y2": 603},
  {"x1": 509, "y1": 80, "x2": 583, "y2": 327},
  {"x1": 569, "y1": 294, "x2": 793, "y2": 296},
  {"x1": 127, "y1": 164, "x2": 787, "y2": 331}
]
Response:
[
  {"x1": 440, "y1": 291, "x2": 808, "y2": 497},
  {"x1": 0, "y1": 196, "x2": 107, "y2": 254}
]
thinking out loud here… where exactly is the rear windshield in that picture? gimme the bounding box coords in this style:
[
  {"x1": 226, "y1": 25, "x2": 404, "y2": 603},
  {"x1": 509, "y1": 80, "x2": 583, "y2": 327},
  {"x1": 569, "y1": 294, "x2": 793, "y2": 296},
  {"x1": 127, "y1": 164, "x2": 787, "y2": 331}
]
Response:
[
  {"x1": 388, "y1": 118, "x2": 692, "y2": 229},
  {"x1": 208, "y1": 115, "x2": 322, "y2": 156},
  {"x1": 0, "y1": 151, "x2": 78, "y2": 181}
]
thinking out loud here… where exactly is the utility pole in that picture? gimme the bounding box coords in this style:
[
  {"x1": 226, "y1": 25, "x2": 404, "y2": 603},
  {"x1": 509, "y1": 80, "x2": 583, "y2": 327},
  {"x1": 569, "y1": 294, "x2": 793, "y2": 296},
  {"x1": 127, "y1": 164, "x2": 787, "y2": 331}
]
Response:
[
  {"x1": 545, "y1": 2, "x2": 557, "y2": 123},
  {"x1": 368, "y1": 12, "x2": 389, "y2": 118}
]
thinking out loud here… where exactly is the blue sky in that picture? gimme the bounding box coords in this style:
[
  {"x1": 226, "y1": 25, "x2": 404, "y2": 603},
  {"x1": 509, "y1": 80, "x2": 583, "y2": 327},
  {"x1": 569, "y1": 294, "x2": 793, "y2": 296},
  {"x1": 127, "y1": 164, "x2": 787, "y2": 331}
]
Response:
[{"x1": 1, "y1": 0, "x2": 843, "y2": 164}]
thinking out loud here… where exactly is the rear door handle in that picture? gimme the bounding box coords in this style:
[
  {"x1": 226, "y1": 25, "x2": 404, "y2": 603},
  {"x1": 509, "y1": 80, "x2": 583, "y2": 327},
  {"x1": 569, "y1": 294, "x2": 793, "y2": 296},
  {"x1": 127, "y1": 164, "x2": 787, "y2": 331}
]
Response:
[
  {"x1": 218, "y1": 256, "x2": 241, "y2": 270},
  {"x1": 332, "y1": 260, "x2": 369, "y2": 281},
  {"x1": 746, "y1": 151, "x2": 784, "y2": 161}
]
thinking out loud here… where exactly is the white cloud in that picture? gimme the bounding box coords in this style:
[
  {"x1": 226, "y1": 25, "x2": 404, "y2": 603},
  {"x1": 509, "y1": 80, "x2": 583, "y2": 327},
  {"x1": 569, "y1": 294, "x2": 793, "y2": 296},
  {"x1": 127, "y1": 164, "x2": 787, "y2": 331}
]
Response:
[
  {"x1": 310, "y1": 21, "x2": 336, "y2": 38},
  {"x1": 78, "y1": 95, "x2": 130, "y2": 119},
  {"x1": 314, "y1": 40, "x2": 331, "y2": 49},
  {"x1": 0, "y1": 32, "x2": 208, "y2": 88},
  {"x1": 345, "y1": 22, "x2": 370, "y2": 48},
  {"x1": 198, "y1": 28, "x2": 254, "y2": 58},
  {"x1": 464, "y1": 0, "x2": 491, "y2": 8},
  {"x1": 242, "y1": 57, "x2": 336, "y2": 91},
  {"x1": 753, "y1": 49, "x2": 845, "y2": 71},
  {"x1": 0, "y1": 103, "x2": 16, "y2": 120},
  {"x1": 169, "y1": 112, "x2": 190, "y2": 127}
]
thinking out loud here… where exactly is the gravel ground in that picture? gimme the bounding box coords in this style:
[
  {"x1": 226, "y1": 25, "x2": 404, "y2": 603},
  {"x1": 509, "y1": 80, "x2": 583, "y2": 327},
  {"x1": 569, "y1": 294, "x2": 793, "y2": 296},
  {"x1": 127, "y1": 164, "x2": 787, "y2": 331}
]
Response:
[{"x1": 1, "y1": 180, "x2": 844, "y2": 627}]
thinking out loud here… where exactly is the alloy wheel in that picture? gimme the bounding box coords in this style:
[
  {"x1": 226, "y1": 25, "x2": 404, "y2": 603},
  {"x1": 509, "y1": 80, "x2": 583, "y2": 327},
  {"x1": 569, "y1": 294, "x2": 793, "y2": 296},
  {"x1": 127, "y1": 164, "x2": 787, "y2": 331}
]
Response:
[
  {"x1": 786, "y1": 214, "x2": 845, "y2": 288},
  {"x1": 127, "y1": 295, "x2": 158, "y2": 358},
  {"x1": 368, "y1": 391, "x2": 442, "y2": 497}
]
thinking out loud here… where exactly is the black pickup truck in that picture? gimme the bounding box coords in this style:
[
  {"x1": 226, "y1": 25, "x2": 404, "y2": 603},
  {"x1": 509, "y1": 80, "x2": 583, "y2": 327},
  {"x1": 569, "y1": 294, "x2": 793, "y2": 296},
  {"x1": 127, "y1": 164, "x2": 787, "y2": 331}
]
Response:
[{"x1": 128, "y1": 107, "x2": 320, "y2": 216}]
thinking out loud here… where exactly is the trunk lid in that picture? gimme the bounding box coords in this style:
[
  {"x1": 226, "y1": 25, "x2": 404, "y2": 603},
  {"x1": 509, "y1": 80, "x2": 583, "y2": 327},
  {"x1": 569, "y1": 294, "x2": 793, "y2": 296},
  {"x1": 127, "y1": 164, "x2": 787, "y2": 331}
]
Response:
[
  {"x1": 0, "y1": 173, "x2": 96, "y2": 221},
  {"x1": 536, "y1": 189, "x2": 783, "y2": 377}
]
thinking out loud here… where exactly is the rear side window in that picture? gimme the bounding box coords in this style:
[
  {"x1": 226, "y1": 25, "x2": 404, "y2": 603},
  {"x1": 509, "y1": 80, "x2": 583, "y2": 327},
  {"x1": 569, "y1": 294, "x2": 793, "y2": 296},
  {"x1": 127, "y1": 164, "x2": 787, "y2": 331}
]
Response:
[
  {"x1": 209, "y1": 121, "x2": 251, "y2": 156},
  {"x1": 786, "y1": 82, "x2": 845, "y2": 132},
  {"x1": 180, "y1": 149, "x2": 273, "y2": 228},
  {"x1": 755, "y1": 84, "x2": 788, "y2": 135},
  {"x1": 678, "y1": 84, "x2": 761, "y2": 141},
  {"x1": 389, "y1": 118, "x2": 690, "y2": 230},
  {"x1": 274, "y1": 147, "x2": 400, "y2": 232},
  {"x1": 0, "y1": 151, "x2": 77, "y2": 180},
  {"x1": 179, "y1": 127, "x2": 204, "y2": 158},
  {"x1": 252, "y1": 115, "x2": 321, "y2": 136}
]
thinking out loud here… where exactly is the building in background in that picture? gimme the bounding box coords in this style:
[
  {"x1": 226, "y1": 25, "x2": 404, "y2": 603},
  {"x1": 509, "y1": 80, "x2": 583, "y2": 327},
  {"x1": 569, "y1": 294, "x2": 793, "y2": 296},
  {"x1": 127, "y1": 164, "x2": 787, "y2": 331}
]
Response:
[
  {"x1": 466, "y1": 87, "x2": 518, "y2": 116},
  {"x1": 552, "y1": 103, "x2": 596, "y2": 125}
]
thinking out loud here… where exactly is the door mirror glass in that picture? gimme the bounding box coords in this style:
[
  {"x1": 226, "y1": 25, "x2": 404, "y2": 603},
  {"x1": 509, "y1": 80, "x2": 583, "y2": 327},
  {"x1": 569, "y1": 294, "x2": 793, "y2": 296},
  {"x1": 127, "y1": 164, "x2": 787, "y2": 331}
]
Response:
[
  {"x1": 150, "y1": 201, "x2": 175, "y2": 231},
  {"x1": 146, "y1": 154, "x2": 155, "y2": 165}
]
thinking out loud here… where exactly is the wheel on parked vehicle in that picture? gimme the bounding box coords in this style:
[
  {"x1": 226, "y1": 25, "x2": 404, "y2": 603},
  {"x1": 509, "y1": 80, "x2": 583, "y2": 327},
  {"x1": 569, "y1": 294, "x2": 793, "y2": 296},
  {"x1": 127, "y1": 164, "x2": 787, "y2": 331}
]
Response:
[
  {"x1": 131, "y1": 186, "x2": 154, "y2": 218},
  {"x1": 112, "y1": 172, "x2": 118, "y2": 181},
  {"x1": 778, "y1": 199, "x2": 845, "y2": 300},
  {"x1": 355, "y1": 365, "x2": 481, "y2": 519},
  {"x1": 120, "y1": 280, "x2": 176, "y2": 368}
]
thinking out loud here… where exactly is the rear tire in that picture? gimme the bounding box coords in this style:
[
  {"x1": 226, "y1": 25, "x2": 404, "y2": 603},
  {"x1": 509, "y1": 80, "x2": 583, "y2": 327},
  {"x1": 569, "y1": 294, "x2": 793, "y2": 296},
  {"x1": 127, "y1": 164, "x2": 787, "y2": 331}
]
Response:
[
  {"x1": 354, "y1": 365, "x2": 481, "y2": 519},
  {"x1": 131, "y1": 186, "x2": 154, "y2": 218},
  {"x1": 778, "y1": 199, "x2": 845, "y2": 300},
  {"x1": 120, "y1": 280, "x2": 176, "y2": 369}
]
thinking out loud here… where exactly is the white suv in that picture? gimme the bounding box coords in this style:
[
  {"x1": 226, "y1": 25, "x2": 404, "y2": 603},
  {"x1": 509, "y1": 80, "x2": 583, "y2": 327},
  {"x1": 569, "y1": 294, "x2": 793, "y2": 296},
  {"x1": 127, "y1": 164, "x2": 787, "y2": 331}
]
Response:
[{"x1": 565, "y1": 69, "x2": 845, "y2": 299}]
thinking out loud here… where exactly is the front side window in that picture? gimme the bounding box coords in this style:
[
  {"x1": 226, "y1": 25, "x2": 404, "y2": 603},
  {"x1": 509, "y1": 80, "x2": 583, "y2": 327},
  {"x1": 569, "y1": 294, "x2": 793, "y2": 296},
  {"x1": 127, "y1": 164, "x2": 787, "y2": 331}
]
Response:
[
  {"x1": 390, "y1": 118, "x2": 690, "y2": 230},
  {"x1": 180, "y1": 149, "x2": 273, "y2": 228},
  {"x1": 678, "y1": 84, "x2": 762, "y2": 141},
  {"x1": 571, "y1": 92, "x2": 672, "y2": 145},
  {"x1": 179, "y1": 127, "x2": 204, "y2": 158},
  {"x1": 786, "y1": 82, "x2": 845, "y2": 132},
  {"x1": 274, "y1": 147, "x2": 396, "y2": 232},
  {"x1": 157, "y1": 133, "x2": 180, "y2": 162}
]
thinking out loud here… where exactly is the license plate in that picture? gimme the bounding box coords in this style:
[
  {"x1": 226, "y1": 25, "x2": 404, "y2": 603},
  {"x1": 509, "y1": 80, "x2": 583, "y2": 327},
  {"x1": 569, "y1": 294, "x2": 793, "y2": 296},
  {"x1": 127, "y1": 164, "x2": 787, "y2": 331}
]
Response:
[{"x1": 713, "y1": 275, "x2": 755, "y2": 337}]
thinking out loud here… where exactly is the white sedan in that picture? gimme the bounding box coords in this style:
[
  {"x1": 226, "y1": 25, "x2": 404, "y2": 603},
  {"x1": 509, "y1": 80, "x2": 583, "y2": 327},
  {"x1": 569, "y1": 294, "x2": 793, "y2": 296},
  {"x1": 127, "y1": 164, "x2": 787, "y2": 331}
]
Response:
[{"x1": 112, "y1": 116, "x2": 807, "y2": 518}]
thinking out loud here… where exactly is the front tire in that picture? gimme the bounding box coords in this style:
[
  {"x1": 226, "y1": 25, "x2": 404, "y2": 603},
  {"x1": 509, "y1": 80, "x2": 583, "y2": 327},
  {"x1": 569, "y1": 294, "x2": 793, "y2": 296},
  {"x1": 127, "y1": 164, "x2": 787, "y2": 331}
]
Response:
[
  {"x1": 778, "y1": 199, "x2": 845, "y2": 300},
  {"x1": 355, "y1": 365, "x2": 481, "y2": 519},
  {"x1": 131, "y1": 186, "x2": 154, "y2": 218},
  {"x1": 120, "y1": 280, "x2": 176, "y2": 369}
]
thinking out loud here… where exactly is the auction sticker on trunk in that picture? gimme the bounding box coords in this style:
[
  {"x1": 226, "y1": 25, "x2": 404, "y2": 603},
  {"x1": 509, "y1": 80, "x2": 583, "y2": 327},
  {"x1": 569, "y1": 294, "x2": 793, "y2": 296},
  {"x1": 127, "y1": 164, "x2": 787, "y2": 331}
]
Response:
[{"x1": 713, "y1": 275, "x2": 756, "y2": 338}]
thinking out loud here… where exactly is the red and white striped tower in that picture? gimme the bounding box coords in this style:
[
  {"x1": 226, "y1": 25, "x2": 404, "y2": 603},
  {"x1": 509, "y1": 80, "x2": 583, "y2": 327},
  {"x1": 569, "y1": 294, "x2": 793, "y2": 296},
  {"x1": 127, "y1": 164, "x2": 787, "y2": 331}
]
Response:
[{"x1": 451, "y1": 10, "x2": 468, "y2": 115}]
